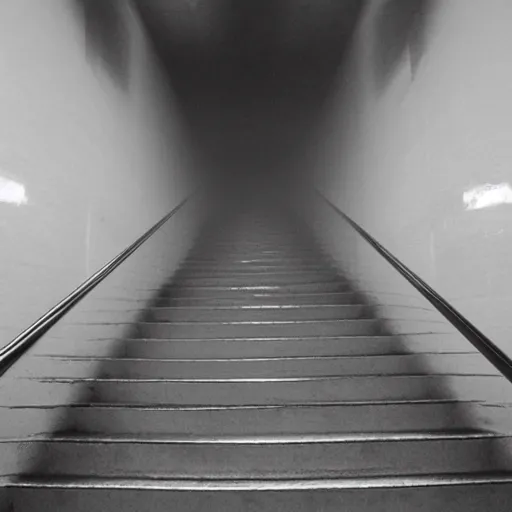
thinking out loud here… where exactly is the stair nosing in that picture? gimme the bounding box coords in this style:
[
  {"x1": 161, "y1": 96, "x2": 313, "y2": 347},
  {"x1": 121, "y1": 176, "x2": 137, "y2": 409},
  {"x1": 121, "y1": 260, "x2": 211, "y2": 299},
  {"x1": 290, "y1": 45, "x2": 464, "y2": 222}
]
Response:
[
  {"x1": 0, "y1": 430, "x2": 502, "y2": 445},
  {"x1": 32, "y1": 352, "x2": 479, "y2": 362},
  {"x1": 164, "y1": 291, "x2": 358, "y2": 297},
  {"x1": 147, "y1": 304, "x2": 367, "y2": 311},
  {"x1": 158, "y1": 283, "x2": 350, "y2": 290},
  {"x1": 25, "y1": 373, "x2": 502, "y2": 383},
  {"x1": 6, "y1": 473, "x2": 512, "y2": 490},
  {"x1": 77, "y1": 335, "x2": 403, "y2": 342},
  {"x1": 134, "y1": 319, "x2": 379, "y2": 326},
  {"x1": 1, "y1": 398, "x2": 484, "y2": 411}
]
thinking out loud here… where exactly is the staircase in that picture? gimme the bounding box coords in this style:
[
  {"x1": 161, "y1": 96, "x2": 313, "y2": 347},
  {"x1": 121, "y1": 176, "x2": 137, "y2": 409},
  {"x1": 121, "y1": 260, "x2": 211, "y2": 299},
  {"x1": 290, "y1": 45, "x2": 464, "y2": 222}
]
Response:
[{"x1": 3, "y1": 205, "x2": 512, "y2": 511}]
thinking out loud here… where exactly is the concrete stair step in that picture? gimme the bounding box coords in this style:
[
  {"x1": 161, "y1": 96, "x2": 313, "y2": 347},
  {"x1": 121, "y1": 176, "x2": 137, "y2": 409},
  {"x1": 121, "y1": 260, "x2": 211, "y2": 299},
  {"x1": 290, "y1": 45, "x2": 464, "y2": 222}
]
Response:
[
  {"x1": 184, "y1": 257, "x2": 332, "y2": 266},
  {"x1": 157, "y1": 291, "x2": 361, "y2": 306},
  {"x1": 40, "y1": 335, "x2": 474, "y2": 359},
  {"x1": 161, "y1": 281, "x2": 352, "y2": 298},
  {"x1": 8, "y1": 375, "x2": 508, "y2": 406},
  {"x1": 2, "y1": 431, "x2": 509, "y2": 479},
  {"x1": 29, "y1": 353, "x2": 491, "y2": 380},
  {"x1": 147, "y1": 304, "x2": 369, "y2": 322},
  {"x1": 178, "y1": 269, "x2": 338, "y2": 278},
  {"x1": 172, "y1": 273, "x2": 342, "y2": 286},
  {"x1": 181, "y1": 262, "x2": 335, "y2": 272},
  {"x1": 52, "y1": 400, "x2": 481, "y2": 436},
  {"x1": 135, "y1": 319, "x2": 382, "y2": 339}
]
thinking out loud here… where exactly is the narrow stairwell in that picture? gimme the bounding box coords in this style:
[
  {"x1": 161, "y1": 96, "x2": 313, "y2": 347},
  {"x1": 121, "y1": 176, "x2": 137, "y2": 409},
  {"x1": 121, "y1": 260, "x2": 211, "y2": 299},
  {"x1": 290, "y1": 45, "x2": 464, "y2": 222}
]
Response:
[{"x1": 3, "y1": 205, "x2": 512, "y2": 511}]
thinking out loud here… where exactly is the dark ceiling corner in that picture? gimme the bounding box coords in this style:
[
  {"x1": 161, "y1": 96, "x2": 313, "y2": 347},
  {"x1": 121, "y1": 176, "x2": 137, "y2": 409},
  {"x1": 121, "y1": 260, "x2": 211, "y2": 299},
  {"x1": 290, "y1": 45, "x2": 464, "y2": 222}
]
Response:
[{"x1": 74, "y1": 0, "x2": 132, "y2": 90}]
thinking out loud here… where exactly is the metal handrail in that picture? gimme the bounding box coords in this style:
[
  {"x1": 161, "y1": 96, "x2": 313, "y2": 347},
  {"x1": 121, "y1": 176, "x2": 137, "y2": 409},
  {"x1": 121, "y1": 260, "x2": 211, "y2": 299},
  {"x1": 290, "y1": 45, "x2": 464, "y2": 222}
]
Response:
[
  {"x1": 319, "y1": 192, "x2": 512, "y2": 384},
  {"x1": 0, "y1": 194, "x2": 192, "y2": 377}
]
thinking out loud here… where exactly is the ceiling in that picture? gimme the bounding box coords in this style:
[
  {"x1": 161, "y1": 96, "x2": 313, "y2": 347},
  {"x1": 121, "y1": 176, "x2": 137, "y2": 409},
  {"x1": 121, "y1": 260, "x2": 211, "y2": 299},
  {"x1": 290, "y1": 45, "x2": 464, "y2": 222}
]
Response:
[
  {"x1": 135, "y1": 0, "x2": 362, "y2": 92},
  {"x1": 134, "y1": 0, "x2": 364, "y2": 181}
]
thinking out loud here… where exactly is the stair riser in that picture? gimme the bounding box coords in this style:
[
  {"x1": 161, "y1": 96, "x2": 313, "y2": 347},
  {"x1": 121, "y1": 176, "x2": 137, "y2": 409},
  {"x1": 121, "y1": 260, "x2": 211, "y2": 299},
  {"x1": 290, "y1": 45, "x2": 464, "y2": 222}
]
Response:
[
  {"x1": 173, "y1": 274, "x2": 341, "y2": 286},
  {"x1": 178, "y1": 270, "x2": 337, "y2": 278},
  {"x1": 6, "y1": 484, "x2": 512, "y2": 512},
  {"x1": 7, "y1": 438, "x2": 507, "y2": 478},
  {"x1": 148, "y1": 305, "x2": 368, "y2": 322},
  {"x1": 0, "y1": 408, "x2": 70, "y2": 438},
  {"x1": 184, "y1": 259, "x2": 333, "y2": 267},
  {"x1": 163, "y1": 282, "x2": 351, "y2": 297},
  {"x1": 157, "y1": 293, "x2": 360, "y2": 307},
  {"x1": 136, "y1": 320, "x2": 381, "y2": 339},
  {"x1": 83, "y1": 378, "x2": 443, "y2": 405},
  {"x1": 194, "y1": 234, "x2": 305, "y2": 241},
  {"x1": 7, "y1": 376, "x2": 506, "y2": 406},
  {"x1": 45, "y1": 337, "x2": 470, "y2": 360},
  {"x1": 186, "y1": 248, "x2": 323, "y2": 256},
  {"x1": 31, "y1": 354, "x2": 485, "y2": 379},
  {"x1": 58, "y1": 403, "x2": 477, "y2": 436},
  {"x1": 182, "y1": 264, "x2": 334, "y2": 272},
  {"x1": 193, "y1": 239, "x2": 301, "y2": 245},
  {"x1": 87, "y1": 375, "x2": 512, "y2": 405}
]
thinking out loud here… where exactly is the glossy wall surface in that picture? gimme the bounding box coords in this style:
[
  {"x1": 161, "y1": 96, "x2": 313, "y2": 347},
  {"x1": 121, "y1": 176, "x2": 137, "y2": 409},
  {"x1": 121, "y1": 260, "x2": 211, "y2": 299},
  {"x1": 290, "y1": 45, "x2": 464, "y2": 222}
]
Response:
[
  {"x1": 317, "y1": 0, "x2": 512, "y2": 360},
  {"x1": 0, "y1": 0, "x2": 190, "y2": 347}
]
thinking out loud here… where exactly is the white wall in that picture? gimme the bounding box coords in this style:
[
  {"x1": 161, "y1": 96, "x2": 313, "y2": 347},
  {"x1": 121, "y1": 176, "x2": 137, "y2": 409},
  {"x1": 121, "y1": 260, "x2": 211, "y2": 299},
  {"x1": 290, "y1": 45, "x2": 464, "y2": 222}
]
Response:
[
  {"x1": 314, "y1": 0, "x2": 512, "y2": 424},
  {"x1": 0, "y1": 0, "x2": 191, "y2": 346},
  {"x1": 0, "y1": 0, "x2": 197, "y2": 469}
]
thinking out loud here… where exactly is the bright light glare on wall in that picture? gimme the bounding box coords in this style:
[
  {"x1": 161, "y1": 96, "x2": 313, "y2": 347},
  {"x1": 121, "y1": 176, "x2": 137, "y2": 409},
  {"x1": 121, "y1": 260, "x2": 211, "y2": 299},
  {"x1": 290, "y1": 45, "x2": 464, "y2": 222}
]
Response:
[
  {"x1": 0, "y1": 177, "x2": 27, "y2": 205},
  {"x1": 463, "y1": 183, "x2": 512, "y2": 211}
]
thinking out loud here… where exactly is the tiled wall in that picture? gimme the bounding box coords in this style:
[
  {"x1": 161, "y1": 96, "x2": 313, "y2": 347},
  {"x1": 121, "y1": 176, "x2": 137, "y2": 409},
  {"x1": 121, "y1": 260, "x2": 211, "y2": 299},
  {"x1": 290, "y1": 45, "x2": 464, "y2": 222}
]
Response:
[
  {"x1": 314, "y1": 0, "x2": 512, "y2": 418},
  {"x1": 0, "y1": 0, "x2": 196, "y2": 455},
  {"x1": 318, "y1": 0, "x2": 512, "y2": 362},
  {"x1": 0, "y1": 0, "x2": 191, "y2": 347}
]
